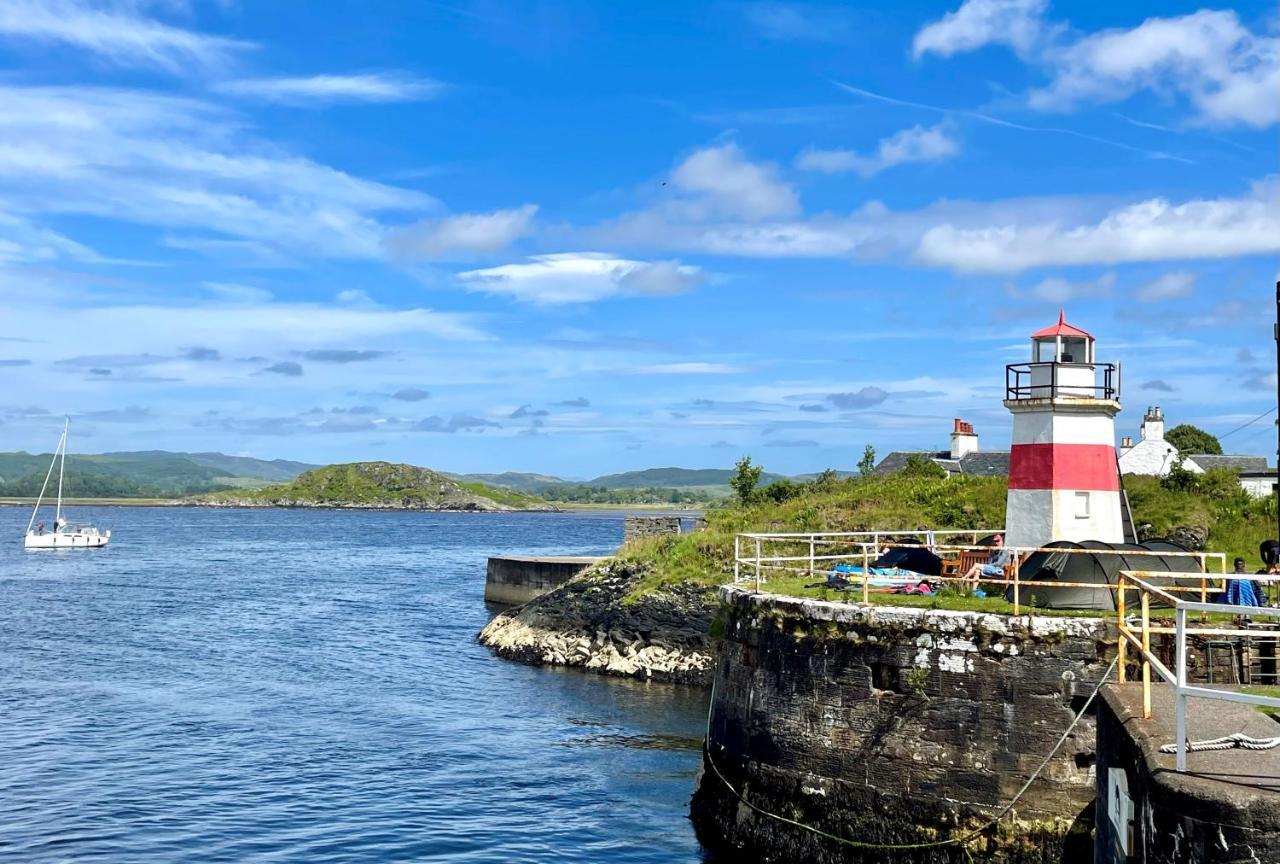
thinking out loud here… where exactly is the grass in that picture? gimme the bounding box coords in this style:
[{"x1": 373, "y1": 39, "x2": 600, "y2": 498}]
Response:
[
  {"x1": 613, "y1": 469, "x2": 1279, "y2": 617},
  {"x1": 1241, "y1": 685, "x2": 1280, "y2": 718}
]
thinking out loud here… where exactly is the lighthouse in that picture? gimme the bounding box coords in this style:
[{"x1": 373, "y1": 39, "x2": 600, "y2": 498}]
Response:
[{"x1": 1003, "y1": 312, "x2": 1124, "y2": 550}]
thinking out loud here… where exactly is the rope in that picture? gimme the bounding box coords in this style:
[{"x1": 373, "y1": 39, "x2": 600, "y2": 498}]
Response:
[
  {"x1": 701, "y1": 656, "x2": 1119, "y2": 853},
  {"x1": 1159, "y1": 733, "x2": 1280, "y2": 754}
]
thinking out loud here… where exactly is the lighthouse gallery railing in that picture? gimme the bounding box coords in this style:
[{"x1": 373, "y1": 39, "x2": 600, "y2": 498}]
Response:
[{"x1": 1005, "y1": 361, "x2": 1119, "y2": 401}]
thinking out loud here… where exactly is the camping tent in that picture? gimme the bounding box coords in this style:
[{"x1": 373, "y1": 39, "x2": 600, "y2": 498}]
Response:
[
  {"x1": 1008, "y1": 539, "x2": 1202, "y2": 611},
  {"x1": 872, "y1": 541, "x2": 943, "y2": 577}
]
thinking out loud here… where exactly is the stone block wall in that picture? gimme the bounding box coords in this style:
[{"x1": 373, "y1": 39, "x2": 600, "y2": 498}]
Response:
[
  {"x1": 691, "y1": 587, "x2": 1116, "y2": 863},
  {"x1": 623, "y1": 516, "x2": 682, "y2": 545}
]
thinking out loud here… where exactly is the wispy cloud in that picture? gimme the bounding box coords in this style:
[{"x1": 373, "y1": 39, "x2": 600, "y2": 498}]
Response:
[
  {"x1": 916, "y1": 179, "x2": 1280, "y2": 273},
  {"x1": 796, "y1": 124, "x2": 959, "y2": 177},
  {"x1": 458, "y1": 253, "x2": 704, "y2": 304},
  {"x1": 831, "y1": 81, "x2": 1193, "y2": 164},
  {"x1": 296, "y1": 349, "x2": 392, "y2": 363},
  {"x1": 0, "y1": 0, "x2": 250, "y2": 73},
  {"x1": 627, "y1": 362, "x2": 744, "y2": 375},
  {"x1": 0, "y1": 85, "x2": 436, "y2": 260},
  {"x1": 387, "y1": 204, "x2": 537, "y2": 259},
  {"x1": 262, "y1": 361, "x2": 303, "y2": 376},
  {"x1": 214, "y1": 73, "x2": 444, "y2": 105}
]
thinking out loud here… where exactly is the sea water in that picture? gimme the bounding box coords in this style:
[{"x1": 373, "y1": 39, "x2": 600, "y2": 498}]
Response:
[{"x1": 0, "y1": 506, "x2": 712, "y2": 862}]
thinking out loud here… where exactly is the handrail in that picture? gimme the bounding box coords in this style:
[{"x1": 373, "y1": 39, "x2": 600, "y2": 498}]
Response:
[
  {"x1": 733, "y1": 531, "x2": 1227, "y2": 613},
  {"x1": 1116, "y1": 569, "x2": 1280, "y2": 771}
]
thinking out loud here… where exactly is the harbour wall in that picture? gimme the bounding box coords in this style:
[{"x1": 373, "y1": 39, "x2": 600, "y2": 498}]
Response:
[
  {"x1": 1094, "y1": 684, "x2": 1280, "y2": 864},
  {"x1": 483, "y1": 555, "x2": 605, "y2": 606},
  {"x1": 690, "y1": 586, "x2": 1115, "y2": 863}
]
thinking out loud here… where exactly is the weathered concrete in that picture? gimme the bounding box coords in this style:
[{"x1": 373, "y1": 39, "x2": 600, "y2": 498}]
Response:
[
  {"x1": 483, "y1": 555, "x2": 605, "y2": 606},
  {"x1": 1095, "y1": 684, "x2": 1280, "y2": 864},
  {"x1": 691, "y1": 586, "x2": 1115, "y2": 863},
  {"x1": 623, "y1": 515, "x2": 682, "y2": 545}
]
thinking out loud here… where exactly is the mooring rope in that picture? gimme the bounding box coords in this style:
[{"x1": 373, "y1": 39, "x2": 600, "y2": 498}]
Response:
[
  {"x1": 1159, "y1": 733, "x2": 1280, "y2": 754},
  {"x1": 701, "y1": 655, "x2": 1119, "y2": 854}
]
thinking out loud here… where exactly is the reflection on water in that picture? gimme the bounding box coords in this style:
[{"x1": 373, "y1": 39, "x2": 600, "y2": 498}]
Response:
[{"x1": 0, "y1": 506, "x2": 712, "y2": 863}]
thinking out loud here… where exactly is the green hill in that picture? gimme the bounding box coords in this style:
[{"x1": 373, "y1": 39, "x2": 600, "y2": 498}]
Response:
[
  {"x1": 194, "y1": 462, "x2": 556, "y2": 511},
  {"x1": 455, "y1": 471, "x2": 567, "y2": 493},
  {"x1": 0, "y1": 449, "x2": 315, "y2": 498},
  {"x1": 586, "y1": 467, "x2": 789, "y2": 490}
]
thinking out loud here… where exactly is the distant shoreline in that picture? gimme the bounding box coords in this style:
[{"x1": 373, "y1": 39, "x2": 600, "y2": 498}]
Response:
[{"x1": 0, "y1": 497, "x2": 705, "y2": 514}]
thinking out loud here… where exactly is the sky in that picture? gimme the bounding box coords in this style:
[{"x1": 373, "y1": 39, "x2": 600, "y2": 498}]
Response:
[{"x1": 0, "y1": 0, "x2": 1276, "y2": 478}]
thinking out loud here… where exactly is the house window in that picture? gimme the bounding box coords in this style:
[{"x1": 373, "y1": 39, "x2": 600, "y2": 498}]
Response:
[{"x1": 1075, "y1": 491, "x2": 1091, "y2": 519}]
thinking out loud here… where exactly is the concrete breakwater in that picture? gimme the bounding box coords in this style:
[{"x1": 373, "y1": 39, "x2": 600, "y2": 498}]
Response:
[
  {"x1": 691, "y1": 586, "x2": 1115, "y2": 863},
  {"x1": 484, "y1": 556, "x2": 605, "y2": 606},
  {"x1": 478, "y1": 559, "x2": 718, "y2": 684}
]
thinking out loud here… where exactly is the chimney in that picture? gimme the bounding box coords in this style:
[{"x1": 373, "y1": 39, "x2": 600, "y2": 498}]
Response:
[
  {"x1": 1121, "y1": 436, "x2": 1134, "y2": 452},
  {"x1": 950, "y1": 418, "x2": 978, "y2": 459},
  {"x1": 1140, "y1": 406, "x2": 1165, "y2": 443}
]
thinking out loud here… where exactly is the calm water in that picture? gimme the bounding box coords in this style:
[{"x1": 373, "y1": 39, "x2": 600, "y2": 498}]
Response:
[{"x1": 0, "y1": 506, "x2": 712, "y2": 862}]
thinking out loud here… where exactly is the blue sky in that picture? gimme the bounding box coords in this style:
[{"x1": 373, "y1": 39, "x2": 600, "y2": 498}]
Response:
[{"x1": 0, "y1": 0, "x2": 1275, "y2": 478}]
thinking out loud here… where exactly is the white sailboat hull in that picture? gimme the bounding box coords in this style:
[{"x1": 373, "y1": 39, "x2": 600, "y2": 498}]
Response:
[{"x1": 24, "y1": 529, "x2": 110, "y2": 549}]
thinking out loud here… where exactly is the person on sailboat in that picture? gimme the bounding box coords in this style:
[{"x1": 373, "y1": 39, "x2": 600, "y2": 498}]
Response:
[{"x1": 35, "y1": 521, "x2": 44, "y2": 535}]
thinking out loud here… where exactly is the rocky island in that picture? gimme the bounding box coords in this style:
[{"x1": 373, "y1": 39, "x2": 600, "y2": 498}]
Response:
[{"x1": 191, "y1": 461, "x2": 557, "y2": 512}]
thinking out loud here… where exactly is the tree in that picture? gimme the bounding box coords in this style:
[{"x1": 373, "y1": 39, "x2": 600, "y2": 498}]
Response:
[
  {"x1": 857, "y1": 444, "x2": 877, "y2": 477},
  {"x1": 902, "y1": 454, "x2": 948, "y2": 480},
  {"x1": 1166, "y1": 424, "x2": 1223, "y2": 456},
  {"x1": 729, "y1": 456, "x2": 763, "y2": 505}
]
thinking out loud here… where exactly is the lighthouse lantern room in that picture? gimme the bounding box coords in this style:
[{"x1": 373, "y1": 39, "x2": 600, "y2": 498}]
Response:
[{"x1": 1003, "y1": 311, "x2": 1124, "y2": 550}]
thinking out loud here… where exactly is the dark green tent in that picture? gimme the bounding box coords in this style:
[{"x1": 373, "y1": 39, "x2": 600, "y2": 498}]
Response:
[{"x1": 1008, "y1": 539, "x2": 1202, "y2": 611}]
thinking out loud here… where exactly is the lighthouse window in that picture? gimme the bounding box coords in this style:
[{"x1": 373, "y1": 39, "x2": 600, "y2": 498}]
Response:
[{"x1": 1075, "y1": 491, "x2": 1091, "y2": 519}]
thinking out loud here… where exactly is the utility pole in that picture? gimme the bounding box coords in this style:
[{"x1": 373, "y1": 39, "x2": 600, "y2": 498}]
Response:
[{"x1": 1275, "y1": 280, "x2": 1279, "y2": 552}]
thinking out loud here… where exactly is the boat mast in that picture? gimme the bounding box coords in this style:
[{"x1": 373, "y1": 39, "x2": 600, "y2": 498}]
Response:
[
  {"x1": 24, "y1": 421, "x2": 65, "y2": 536},
  {"x1": 55, "y1": 417, "x2": 67, "y2": 527}
]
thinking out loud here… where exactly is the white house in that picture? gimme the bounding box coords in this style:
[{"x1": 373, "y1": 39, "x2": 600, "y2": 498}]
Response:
[{"x1": 1117, "y1": 405, "x2": 1276, "y2": 498}]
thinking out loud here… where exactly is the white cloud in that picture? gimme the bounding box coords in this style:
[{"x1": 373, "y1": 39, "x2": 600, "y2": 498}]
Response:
[
  {"x1": 457, "y1": 253, "x2": 704, "y2": 304},
  {"x1": 668, "y1": 143, "x2": 799, "y2": 221},
  {"x1": 741, "y1": 3, "x2": 858, "y2": 43},
  {"x1": 1010, "y1": 271, "x2": 1115, "y2": 303},
  {"x1": 915, "y1": 2, "x2": 1280, "y2": 128},
  {"x1": 795, "y1": 125, "x2": 958, "y2": 176},
  {"x1": 0, "y1": 0, "x2": 249, "y2": 73},
  {"x1": 627, "y1": 362, "x2": 744, "y2": 375},
  {"x1": 387, "y1": 204, "x2": 537, "y2": 258},
  {"x1": 912, "y1": 0, "x2": 1049, "y2": 60},
  {"x1": 1136, "y1": 271, "x2": 1196, "y2": 302},
  {"x1": 0, "y1": 85, "x2": 435, "y2": 259},
  {"x1": 214, "y1": 73, "x2": 444, "y2": 105},
  {"x1": 915, "y1": 179, "x2": 1280, "y2": 273},
  {"x1": 1028, "y1": 10, "x2": 1280, "y2": 128}
]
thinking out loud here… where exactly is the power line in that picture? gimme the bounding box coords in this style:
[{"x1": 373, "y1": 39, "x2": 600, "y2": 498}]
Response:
[{"x1": 1219, "y1": 406, "x2": 1277, "y2": 441}]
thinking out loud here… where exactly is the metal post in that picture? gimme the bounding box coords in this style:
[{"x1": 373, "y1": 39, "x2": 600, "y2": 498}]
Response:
[
  {"x1": 754, "y1": 537, "x2": 761, "y2": 594},
  {"x1": 862, "y1": 544, "x2": 870, "y2": 605},
  {"x1": 734, "y1": 535, "x2": 740, "y2": 583},
  {"x1": 1275, "y1": 279, "x2": 1280, "y2": 560},
  {"x1": 1011, "y1": 552, "x2": 1021, "y2": 615},
  {"x1": 808, "y1": 536, "x2": 815, "y2": 579},
  {"x1": 1141, "y1": 592, "x2": 1152, "y2": 720},
  {"x1": 1175, "y1": 606, "x2": 1188, "y2": 771},
  {"x1": 1117, "y1": 574, "x2": 1127, "y2": 683}
]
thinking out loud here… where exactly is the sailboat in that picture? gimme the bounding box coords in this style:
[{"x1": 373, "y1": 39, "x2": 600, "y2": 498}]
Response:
[{"x1": 23, "y1": 418, "x2": 110, "y2": 549}]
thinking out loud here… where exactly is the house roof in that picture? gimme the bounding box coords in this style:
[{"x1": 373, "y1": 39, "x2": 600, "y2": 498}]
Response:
[
  {"x1": 1030, "y1": 310, "x2": 1093, "y2": 341},
  {"x1": 874, "y1": 450, "x2": 1011, "y2": 477},
  {"x1": 1189, "y1": 454, "x2": 1270, "y2": 473}
]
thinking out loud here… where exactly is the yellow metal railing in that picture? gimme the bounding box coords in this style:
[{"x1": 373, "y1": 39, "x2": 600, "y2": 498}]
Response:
[{"x1": 1116, "y1": 569, "x2": 1280, "y2": 771}]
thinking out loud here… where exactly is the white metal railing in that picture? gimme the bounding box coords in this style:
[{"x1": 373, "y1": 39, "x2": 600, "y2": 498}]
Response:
[
  {"x1": 1117, "y1": 570, "x2": 1280, "y2": 771},
  {"x1": 734, "y1": 531, "x2": 1227, "y2": 614}
]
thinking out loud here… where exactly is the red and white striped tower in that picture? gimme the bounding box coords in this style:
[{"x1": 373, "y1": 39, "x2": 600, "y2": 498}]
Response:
[{"x1": 1003, "y1": 312, "x2": 1123, "y2": 550}]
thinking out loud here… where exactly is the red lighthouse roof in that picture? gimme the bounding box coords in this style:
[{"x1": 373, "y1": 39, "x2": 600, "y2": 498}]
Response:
[{"x1": 1031, "y1": 310, "x2": 1093, "y2": 340}]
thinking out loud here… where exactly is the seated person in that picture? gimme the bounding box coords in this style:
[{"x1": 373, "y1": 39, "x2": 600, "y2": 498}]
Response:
[{"x1": 965, "y1": 534, "x2": 1012, "y2": 588}]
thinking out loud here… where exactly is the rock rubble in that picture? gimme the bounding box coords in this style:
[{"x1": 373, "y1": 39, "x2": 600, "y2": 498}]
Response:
[{"x1": 478, "y1": 559, "x2": 717, "y2": 685}]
